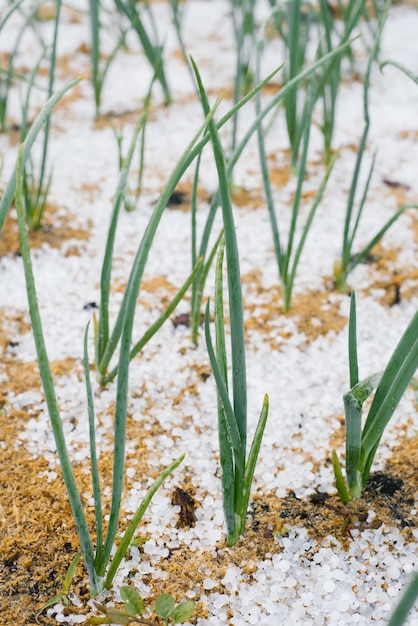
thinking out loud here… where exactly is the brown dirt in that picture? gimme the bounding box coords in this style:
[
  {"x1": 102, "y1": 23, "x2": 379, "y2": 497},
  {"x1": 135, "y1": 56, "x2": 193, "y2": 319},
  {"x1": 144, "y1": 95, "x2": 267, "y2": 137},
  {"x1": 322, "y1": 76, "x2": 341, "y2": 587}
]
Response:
[
  {"x1": 2, "y1": 401, "x2": 416, "y2": 625},
  {"x1": 242, "y1": 267, "x2": 348, "y2": 349},
  {"x1": 0, "y1": 22, "x2": 417, "y2": 623},
  {"x1": 357, "y1": 240, "x2": 418, "y2": 307},
  {"x1": 0, "y1": 281, "x2": 417, "y2": 625},
  {"x1": 0, "y1": 181, "x2": 415, "y2": 624},
  {"x1": 0, "y1": 205, "x2": 90, "y2": 258}
]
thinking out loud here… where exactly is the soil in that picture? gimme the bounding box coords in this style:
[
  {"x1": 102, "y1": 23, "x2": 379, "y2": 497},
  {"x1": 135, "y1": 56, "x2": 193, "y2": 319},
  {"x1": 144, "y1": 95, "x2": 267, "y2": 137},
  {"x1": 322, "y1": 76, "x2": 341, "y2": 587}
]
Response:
[
  {"x1": 1, "y1": 2, "x2": 418, "y2": 624},
  {"x1": 0, "y1": 269, "x2": 416, "y2": 624}
]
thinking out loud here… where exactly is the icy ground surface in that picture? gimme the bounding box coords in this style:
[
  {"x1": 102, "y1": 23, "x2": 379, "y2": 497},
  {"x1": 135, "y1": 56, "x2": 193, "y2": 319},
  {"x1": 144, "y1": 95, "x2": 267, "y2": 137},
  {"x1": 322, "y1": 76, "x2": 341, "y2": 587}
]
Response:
[{"x1": 1, "y1": 1, "x2": 418, "y2": 624}]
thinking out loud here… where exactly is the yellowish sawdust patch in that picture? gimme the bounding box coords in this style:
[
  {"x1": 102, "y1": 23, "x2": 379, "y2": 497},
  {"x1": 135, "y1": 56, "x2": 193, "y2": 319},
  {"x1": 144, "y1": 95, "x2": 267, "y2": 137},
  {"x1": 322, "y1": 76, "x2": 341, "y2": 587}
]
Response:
[
  {"x1": 165, "y1": 180, "x2": 212, "y2": 213},
  {"x1": 33, "y1": 3, "x2": 80, "y2": 22},
  {"x1": 290, "y1": 289, "x2": 347, "y2": 340},
  {"x1": 0, "y1": 305, "x2": 417, "y2": 624},
  {"x1": 358, "y1": 242, "x2": 418, "y2": 306},
  {"x1": 398, "y1": 130, "x2": 418, "y2": 141},
  {"x1": 268, "y1": 159, "x2": 292, "y2": 188},
  {"x1": 241, "y1": 268, "x2": 347, "y2": 349},
  {"x1": 140, "y1": 275, "x2": 177, "y2": 295},
  {"x1": 0, "y1": 309, "x2": 31, "y2": 350},
  {"x1": 55, "y1": 53, "x2": 89, "y2": 82},
  {"x1": 0, "y1": 340, "x2": 164, "y2": 624},
  {"x1": 261, "y1": 80, "x2": 282, "y2": 95},
  {"x1": 104, "y1": 433, "x2": 418, "y2": 623},
  {"x1": 231, "y1": 187, "x2": 265, "y2": 210},
  {"x1": 50, "y1": 357, "x2": 79, "y2": 379},
  {"x1": 0, "y1": 203, "x2": 90, "y2": 257},
  {"x1": 75, "y1": 180, "x2": 104, "y2": 203}
]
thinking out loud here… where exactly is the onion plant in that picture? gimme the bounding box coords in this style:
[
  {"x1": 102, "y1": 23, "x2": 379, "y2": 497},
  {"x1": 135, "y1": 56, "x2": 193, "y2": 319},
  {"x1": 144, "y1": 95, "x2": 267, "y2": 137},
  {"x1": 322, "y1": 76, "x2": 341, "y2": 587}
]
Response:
[
  {"x1": 230, "y1": 0, "x2": 257, "y2": 98},
  {"x1": 315, "y1": 0, "x2": 373, "y2": 164},
  {"x1": 264, "y1": 0, "x2": 379, "y2": 166},
  {"x1": 332, "y1": 292, "x2": 418, "y2": 504},
  {"x1": 6, "y1": 62, "x2": 293, "y2": 591},
  {"x1": 229, "y1": 0, "x2": 258, "y2": 157},
  {"x1": 95, "y1": 67, "x2": 300, "y2": 381},
  {"x1": 333, "y1": 5, "x2": 416, "y2": 293},
  {"x1": 168, "y1": 0, "x2": 198, "y2": 94},
  {"x1": 274, "y1": 0, "x2": 314, "y2": 169},
  {"x1": 256, "y1": 69, "x2": 338, "y2": 311},
  {"x1": 0, "y1": 78, "x2": 82, "y2": 232},
  {"x1": 18, "y1": 45, "x2": 51, "y2": 227},
  {"x1": 205, "y1": 238, "x2": 269, "y2": 546},
  {"x1": 188, "y1": 40, "x2": 354, "y2": 343},
  {"x1": 113, "y1": 0, "x2": 171, "y2": 104},
  {"x1": 0, "y1": 0, "x2": 29, "y2": 132},
  {"x1": 15, "y1": 135, "x2": 185, "y2": 596},
  {"x1": 17, "y1": 0, "x2": 62, "y2": 230},
  {"x1": 112, "y1": 73, "x2": 154, "y2": 212},
  {"x1": 88, "y1": 0, "x2": 127, "y2": 117},
  {"x1": 192, "y1": 59, "x2": 269, "y2": 546},
  {"x1": 0, "y1": 0, "x2": 50, "y2": 133}
]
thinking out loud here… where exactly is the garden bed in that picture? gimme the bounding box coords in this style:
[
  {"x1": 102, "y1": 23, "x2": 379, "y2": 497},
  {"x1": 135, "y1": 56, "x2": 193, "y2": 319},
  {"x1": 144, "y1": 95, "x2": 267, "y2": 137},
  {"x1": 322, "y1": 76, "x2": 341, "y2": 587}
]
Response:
[{"x1": 0, "y1": 1, "x2": 418, "y2": 624}]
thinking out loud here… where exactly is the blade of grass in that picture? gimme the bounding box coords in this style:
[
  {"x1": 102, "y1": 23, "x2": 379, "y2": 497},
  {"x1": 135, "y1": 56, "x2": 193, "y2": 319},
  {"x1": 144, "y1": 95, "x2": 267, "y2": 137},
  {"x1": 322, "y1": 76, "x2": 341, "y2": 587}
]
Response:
[
  {"x1": 96, "y1": 109, "x2": 152, "y2": 369},
  {"x1": 102, "y1": 256, "x2": 204, "y2": 385},
  {"x1": 84, "y1": 323, "x2": 103, "y2": 568},
  {"x1": 346, "y1": 151, "x2": 376, "y2": 256},
  {"x1": 348, "y1": 291, "x2": 359, "y2": 388},
  {"x1": 169, "y1": 0, "x2": 199, "y2": 94},
  {"x1": 349, "y1": 204, "x2": 418, "y2": 276},
  {"x1": 212, "y1": 239, "x2": 236, "y2": 540},
  {"x1": 240, "y1": 394, "x2": 269, "y2": 535},
  {"x1": 205, "y1": 299, "x2": 244, "y2": 543},
  {"x1": 192, "y1": 57, "x2": 247, "y2": 451},
  {"x1": 96, "y1": 96, "x2": 224, "y2": 380},
  {"x1": 343, "y1": 373, "x2": 381, "y2": 497},
  {"x1": 284, "y1": 147, "x2": 338, "y2": 310},
  {"x1": 255, "y1": 46, "x2": 283, "y2": 272},
  {"x1": 98, "y1": 252, "x2": 144, "y2": 574},
  {"x1": 204, "y1": 301, "x2": 243, "y2": 473},
  {"x1": 190, "y1": 151, "x2": 202, "y2": 269},
  {"x1": 114, "y1": 0, "x2": 171, "y2": 103},
  {"x1": 332, "y1": 450, "x2": 350, "y2": 505},
  {"x1": 104, "y1": 454, "x2": 185, "y2": 589},
  {"x1": 15, "y1": 143, "x2": 98, "y2": 593},
  {"x1": 191, "y1": 229, "x2": 223, "y2": 346},
  {"x1": 359, "y1": 311, "x2": 418, "y2": 478},
  {"x1": 0, "y1": 77, "x2": 83, "y2": 232},
  {"x1": 380, "y1": 60, "x2": 418, "y2": 85}
]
